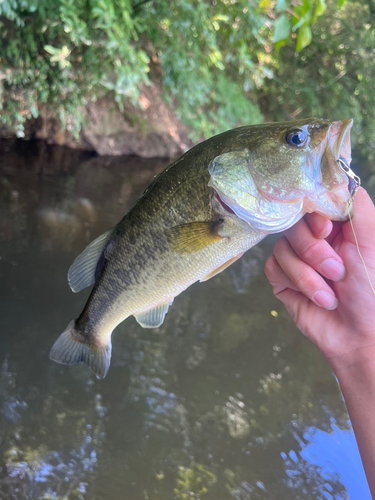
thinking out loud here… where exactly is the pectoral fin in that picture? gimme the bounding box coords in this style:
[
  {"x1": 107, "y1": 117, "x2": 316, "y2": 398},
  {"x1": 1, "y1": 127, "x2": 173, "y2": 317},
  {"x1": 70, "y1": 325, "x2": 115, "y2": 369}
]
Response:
[
  {"x1": 68, "y1": 229, "x2": 112, "y2": 293},
  {"x1": 168, "y1": 221, "x2": 223, "y2": 253},
  {"x1": 134, "y1": 300, "x2": 174, "y2": 329},
  {"x1": 200, "y1": 253, "x2": 244, "y2": 282}
]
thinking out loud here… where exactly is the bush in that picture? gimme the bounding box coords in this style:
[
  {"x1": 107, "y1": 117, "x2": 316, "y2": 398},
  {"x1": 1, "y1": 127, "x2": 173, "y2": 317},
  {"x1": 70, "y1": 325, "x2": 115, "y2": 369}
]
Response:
[
  {"x1": 2, "y1": 0, "x2": 368, "y2": 149},
  {"x1": 0, "y1": 0, "x2": 150, "y2": 137}
]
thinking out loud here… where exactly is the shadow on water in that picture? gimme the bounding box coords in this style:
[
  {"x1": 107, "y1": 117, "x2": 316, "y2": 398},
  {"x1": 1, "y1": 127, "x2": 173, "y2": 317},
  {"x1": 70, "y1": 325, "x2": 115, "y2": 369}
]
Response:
[{"x1": 0, "y1": 139, "x2": 372, "y2": 499}]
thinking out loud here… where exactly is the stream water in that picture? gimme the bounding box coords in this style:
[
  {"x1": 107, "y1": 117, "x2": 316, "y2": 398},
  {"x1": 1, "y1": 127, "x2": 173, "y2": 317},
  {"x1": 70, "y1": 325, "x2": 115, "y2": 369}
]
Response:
[{"x1": 0, "y1": 139, "x2": 372, "y2": 499}]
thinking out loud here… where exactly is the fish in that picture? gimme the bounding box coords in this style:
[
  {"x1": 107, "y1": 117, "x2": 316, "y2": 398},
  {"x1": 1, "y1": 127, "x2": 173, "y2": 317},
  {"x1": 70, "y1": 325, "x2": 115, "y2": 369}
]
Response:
[{"x1": 50, "y1": 117, "x2": 355, "y2": 379}]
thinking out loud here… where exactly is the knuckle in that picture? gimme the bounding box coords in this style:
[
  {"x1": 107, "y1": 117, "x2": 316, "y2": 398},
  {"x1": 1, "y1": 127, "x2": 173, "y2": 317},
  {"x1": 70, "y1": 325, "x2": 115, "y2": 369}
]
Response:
[
  {"x1": 305, "y1": 213, "x2": 319, "y2": 234},
  {"x1": 273, "y1": 236, "x2": 289, "y2": 256},
  {"x1": 293, "y1": 268, "x2": 317, "y2": 296},
  {"x1": 298, "y1": 238, "x2": 323, "y2": 264},
  {"x1": 293, "y1": 302, "x2": 307, "y2": 334},
  {"x1": 264, "y1": 255, "x2": 276, "y2": 277},
  {"x1": 274, "y1": 285, "x2": 288, "y2": 299}
]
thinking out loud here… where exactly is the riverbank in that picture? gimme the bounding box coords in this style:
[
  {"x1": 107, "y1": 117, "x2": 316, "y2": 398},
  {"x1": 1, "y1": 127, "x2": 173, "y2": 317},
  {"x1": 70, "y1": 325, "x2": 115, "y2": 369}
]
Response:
[{"x1": 0, "y1": 81, "x2": 193, "y2": 158}]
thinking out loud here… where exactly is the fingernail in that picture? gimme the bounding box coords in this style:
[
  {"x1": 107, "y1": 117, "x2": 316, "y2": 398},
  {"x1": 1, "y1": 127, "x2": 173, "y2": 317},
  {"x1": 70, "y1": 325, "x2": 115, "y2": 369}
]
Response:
[
  {"x1": 320, "y1": 259, "x2": 346, "y2": 281},
  {"x1": 313, "y1": 290, "x2": 338, "y2": 310}
]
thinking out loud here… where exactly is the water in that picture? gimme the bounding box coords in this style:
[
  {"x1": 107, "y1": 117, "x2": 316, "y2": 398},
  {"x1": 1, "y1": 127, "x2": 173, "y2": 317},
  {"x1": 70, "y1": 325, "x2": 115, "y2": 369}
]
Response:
[{"x1": 0, "y1": 139, "x2": 371, "y2": 499}]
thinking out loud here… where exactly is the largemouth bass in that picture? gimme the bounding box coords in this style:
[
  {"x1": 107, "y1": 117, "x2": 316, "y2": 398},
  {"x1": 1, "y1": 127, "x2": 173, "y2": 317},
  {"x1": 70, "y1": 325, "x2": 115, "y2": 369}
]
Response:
[{"x1": 50, "y1": 118, "x2": 355, "y2": 379}]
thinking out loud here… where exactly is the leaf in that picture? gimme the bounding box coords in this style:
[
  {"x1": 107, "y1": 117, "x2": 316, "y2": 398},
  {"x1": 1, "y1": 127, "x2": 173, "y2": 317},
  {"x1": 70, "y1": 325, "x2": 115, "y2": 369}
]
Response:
[
  {"x1": 60, "y1": 46, "x2": 70, "y2": 58},
  {"x1": 296, "y1": 24, "x2": 312, "y2": 52},
  {"x1": 259, "y1": 0, "x2": 272, "y2": 11},
  {"x1": 30, "y1": 105, "x2": 38, "y2": 118},
  {"x1": 44, "y1": 45, "x2": 58, "y2": 55},
  {"x1": 138, "y1": 50, "x2": 149, "y2": 64},
  {"x1": 274, "y1": 38, "x2": 288, "y2": 54},
  {"x1": 338, "y1": 0, "x2": 346, "y2": 6},
  {"x1": 273, "y1": 15, "x2": 291, "y2": 43},
  {"x1": 292, "y1": 12, "x2": 311, "y2": 31},
  {"x1": 28, "y1": 0, "x2": 39, "y2": 13},
  {"x1": 212, "y1": 14, "x2": 230, "y2": 22},
  {"x1": 275, "y1": 0, "x2": 287, "y2": 13},
  {"x1": 314, "y1": 0, "x2": 327, "y2": 20}
]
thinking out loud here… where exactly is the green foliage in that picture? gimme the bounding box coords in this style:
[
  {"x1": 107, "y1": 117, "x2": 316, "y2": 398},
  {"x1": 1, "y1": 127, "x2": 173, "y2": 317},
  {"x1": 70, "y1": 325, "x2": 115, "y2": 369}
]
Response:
[
  {"x1": 0, "y1": 0, "x2": 150, "y2": 137},
  {"x1": 0, "y1": 0, "x2": 277, "y2": 139},
  {"x1": 272, "y1": 0, "x2": 345, "y2": 52},
  {"x1": 256, "y1": 0, "x2": 375, "y2": 163},
  {"x1": 140, "y1": 0, "x2": 267, "y2": 139},
  {"x1": 0, "y1": 0, "x2": 371, "y2": 149},
  {"x1": 273, "y1": 15, "x2": 291, "y2": 43}
]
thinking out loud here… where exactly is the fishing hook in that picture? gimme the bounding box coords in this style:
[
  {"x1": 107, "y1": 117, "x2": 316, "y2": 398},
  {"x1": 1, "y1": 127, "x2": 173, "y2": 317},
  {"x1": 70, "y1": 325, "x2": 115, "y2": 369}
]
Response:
[{"x1": 336, "y1": 156, "x2": 361, "y2": 202}]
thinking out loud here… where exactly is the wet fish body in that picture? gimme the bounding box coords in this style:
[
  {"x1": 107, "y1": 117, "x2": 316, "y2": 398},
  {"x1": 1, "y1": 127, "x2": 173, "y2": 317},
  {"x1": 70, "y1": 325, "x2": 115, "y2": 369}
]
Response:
[{"x1": 50, "y1": 118, "x2": 354, "y2": 378}]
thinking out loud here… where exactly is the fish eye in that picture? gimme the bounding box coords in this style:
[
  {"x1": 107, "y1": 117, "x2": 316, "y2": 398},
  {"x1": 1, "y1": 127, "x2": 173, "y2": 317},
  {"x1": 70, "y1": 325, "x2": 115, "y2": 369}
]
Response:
[{"x1": 286, "y1": 129, "x2": 307, "y2": 147}]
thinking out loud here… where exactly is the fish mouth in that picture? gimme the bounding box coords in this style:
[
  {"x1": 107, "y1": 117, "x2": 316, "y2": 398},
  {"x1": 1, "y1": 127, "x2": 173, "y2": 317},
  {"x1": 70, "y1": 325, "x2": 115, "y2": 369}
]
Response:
[
  {"x1": 328, "y1": 118, "x2": 353, "y2": 165},
  {"x1": 310, "y1": 118, "x2": 356, "y2": 221}
]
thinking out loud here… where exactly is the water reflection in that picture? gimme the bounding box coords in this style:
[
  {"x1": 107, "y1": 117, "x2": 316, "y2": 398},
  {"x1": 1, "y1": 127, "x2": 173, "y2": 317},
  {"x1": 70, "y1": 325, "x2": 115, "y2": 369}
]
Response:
[
  {"x1": 281, "y1": 417, "x2": 371, "y2": 499},
  {"x1": 0, "y1": 357, "x2": 106, "y2": 499},
  {"x1": 0, "y1": 140, "x2": 372, "y2": 499}
]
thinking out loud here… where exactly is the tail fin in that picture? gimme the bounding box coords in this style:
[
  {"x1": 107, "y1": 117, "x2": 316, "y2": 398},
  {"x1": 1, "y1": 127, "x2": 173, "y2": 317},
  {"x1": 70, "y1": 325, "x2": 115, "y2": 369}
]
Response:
[{"x1": 49, "y1": 320, "x2": 112, "y2": 379}]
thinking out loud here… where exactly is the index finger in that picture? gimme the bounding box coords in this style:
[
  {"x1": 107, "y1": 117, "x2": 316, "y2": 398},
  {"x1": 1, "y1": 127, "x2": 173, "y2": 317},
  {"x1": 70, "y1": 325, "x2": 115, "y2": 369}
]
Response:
[
  {"x1": 283, "y1": 217, "x2": 346, "y2": 282},
  {"x1": 304, "y1": 212, "x2": 344, "y2": 246},
  {"x1": 305, "y1": 213, "x2": 332, "y2": 239}
]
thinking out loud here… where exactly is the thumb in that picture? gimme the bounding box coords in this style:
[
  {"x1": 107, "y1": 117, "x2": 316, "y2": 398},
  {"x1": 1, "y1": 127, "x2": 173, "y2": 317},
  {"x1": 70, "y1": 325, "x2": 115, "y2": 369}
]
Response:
[{"x1": 343, "y1": 188, "x2": 375, "y2": 249}]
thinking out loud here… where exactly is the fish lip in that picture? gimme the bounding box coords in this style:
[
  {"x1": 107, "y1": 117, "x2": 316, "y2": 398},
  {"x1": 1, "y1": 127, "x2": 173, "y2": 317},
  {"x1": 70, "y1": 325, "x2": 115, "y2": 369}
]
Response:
[
  {"x1": 298, "y1": 119, "x2": 355, "y2": 222},
  {"x1": 322, "y1": 118, "x2": 355, "y2": 218},
  {"x1": 329, "y1": 118, "x2": 353, "y2": 163}
]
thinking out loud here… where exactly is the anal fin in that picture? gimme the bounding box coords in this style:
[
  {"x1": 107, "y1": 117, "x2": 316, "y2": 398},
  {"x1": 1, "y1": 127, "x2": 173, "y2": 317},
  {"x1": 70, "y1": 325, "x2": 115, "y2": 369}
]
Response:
[
  {"x1": 134, "y1": 300, "x2": 174, "y2": 329},
  {"x1": 200, "y1": 253, "x2": 244, "y2": 282}
]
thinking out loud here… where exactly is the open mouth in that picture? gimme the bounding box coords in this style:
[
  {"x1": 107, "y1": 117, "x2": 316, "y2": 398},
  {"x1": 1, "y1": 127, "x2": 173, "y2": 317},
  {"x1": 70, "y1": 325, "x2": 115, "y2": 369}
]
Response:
[
  {"x1": 328, "y1": 118, "x2": 361, "y2": 199},
  {"x1": 327, "y1": 118, "x2": 360, "y2": 198},
  {"x1": 329, "y1": 118, "x2": 352, "y2": 163}
]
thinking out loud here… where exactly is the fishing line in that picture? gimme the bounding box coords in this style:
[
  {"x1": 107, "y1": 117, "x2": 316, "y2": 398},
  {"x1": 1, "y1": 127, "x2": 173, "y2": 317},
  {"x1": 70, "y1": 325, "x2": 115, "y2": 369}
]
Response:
[
  {"x1": 337, "y1": 156, "x2": 375, "y2": 297},
  {"x1": 348, "y1": 201, "x2": 375, "y2": 298}
]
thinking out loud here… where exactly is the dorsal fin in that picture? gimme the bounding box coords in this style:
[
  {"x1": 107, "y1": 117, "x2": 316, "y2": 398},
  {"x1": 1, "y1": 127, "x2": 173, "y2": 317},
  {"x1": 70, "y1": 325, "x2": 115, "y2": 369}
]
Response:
[
  {"x1": 68, "y1": 229, "x2": 112, "y2": 293},
  {"x1": 134, "y1": 300, "x2": 174, "y2": 328}
]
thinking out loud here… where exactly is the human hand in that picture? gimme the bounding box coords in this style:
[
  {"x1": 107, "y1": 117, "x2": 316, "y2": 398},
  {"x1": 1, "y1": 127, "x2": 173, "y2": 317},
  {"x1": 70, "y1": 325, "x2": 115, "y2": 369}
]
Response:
[{"x1": 264, "y1": 187, "x2": 375, "y2": 373}]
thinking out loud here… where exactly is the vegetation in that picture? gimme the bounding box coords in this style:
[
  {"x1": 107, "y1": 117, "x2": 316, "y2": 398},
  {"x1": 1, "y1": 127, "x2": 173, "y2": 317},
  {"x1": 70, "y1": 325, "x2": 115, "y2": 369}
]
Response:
[
  {"x1": 2, "y1": 0, "x2": 373, "y2": 157},
  {"x1": 259, "y1": 0, "x2": 375, "y2": 162}
]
